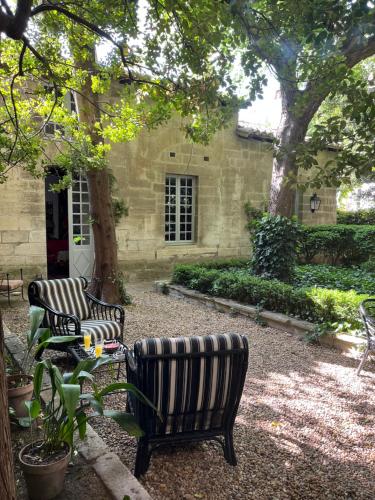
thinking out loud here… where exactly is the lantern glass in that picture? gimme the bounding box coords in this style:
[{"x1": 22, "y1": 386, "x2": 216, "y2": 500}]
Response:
[{"x1": 310, "y1": 193, "x2": 321, "y2": 213}]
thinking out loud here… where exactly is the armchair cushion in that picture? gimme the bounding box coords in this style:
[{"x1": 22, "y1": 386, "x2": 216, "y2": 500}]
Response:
[
  {"x1": 128, "y1": 332, "x2": 248, "y2": 477},
  {"x1": 34, "y1": 277, "x2": 91, "y2": 321},
  {"x1": 80, "y1": 319, "x2": 121, "y2": 343},
  {"x1": 133, "y1": 333, "x2": 248, "y2": 435}
]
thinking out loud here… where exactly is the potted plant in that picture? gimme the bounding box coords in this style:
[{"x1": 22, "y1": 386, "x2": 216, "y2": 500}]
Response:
[
  {"x1": 7, "y1": 306, "x2": 48, "y2": 417},
  {"x1": 19, "y1": 354, "x2": 153, "y2": 500}
]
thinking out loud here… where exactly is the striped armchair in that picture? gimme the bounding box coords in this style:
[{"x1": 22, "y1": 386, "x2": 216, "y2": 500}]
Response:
[
  {"x1": 28, "y1": 277, "x2": 124, "y2": 357},
  {"x1": 126, "y1": 332, "x2": 249, "y2": 477}
]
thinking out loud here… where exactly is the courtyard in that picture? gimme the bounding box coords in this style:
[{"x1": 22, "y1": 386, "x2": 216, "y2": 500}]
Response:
[{"x1": 3, "y1": 283, "x2": 375, "y2": 499}]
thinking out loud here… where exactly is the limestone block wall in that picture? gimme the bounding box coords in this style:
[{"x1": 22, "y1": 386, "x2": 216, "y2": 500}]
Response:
[
  {"x1": 110, "y1": 118, "x2": 336, "y2": 280},
  {"x1": 0, "y1": 117, "x2": 337, "y2": 282},
  {"x1": 0, "y1": 169, "x2": 46, "y2": 280},
  {"x1": 296, "y1": 151, "x2": 337, "y2": 226}
]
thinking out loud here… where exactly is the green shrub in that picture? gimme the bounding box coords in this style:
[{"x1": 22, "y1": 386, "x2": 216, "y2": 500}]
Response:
[
  {"x1": 172, "y1": 263, "x2": 374, "y2": 334},
  {"x1": 298, "y1": 224, "x2": 375, "y2": 265},
  {"x1": 251, "y1": 214, "x2": 299, "y2": 282},
  {"x1": 361, "y1": 258, "x2": 375, "y2": 274},
  {"x1": 337, "y1": 209, "x2": 375, "y2": 225},
  {"x1": 307, "y1": 288, "x2": 368, "y2": 331},
  {"x1": 346, "y1": 226, "x2": 375, "y2": 265},
  {"x1": 294, "y1": 265, "x2": 375, "y2": 295}
]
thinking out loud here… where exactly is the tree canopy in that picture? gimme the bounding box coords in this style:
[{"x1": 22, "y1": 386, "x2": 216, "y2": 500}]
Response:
[
  {"x1": 0, "y1": 0, "x2": 244, "y2": 184},
  {"x1": 227, "y1": 0, "x2": 375, "y2": 214}
]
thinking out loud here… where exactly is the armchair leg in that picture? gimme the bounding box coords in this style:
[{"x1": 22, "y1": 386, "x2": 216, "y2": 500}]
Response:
[
  {"x1": 134, "y1": 439, "x2": 151, "y2": 478},
  {"x1": 357, "y1": 348, "x2": 370, "y2": 376},
  {"x1": 224, "y1": 432, "x2": 237, "y2": 466}
]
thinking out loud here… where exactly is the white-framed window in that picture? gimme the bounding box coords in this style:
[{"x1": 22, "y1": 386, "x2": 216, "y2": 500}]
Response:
[
  {"x1": 165, "y1": 174, "x2": 196, "y2": 243},
  {"x1": 43, "y1": 89, "x2": 76, "y2": 137}
]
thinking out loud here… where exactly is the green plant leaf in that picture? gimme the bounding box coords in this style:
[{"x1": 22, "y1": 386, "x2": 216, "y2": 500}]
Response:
[
  {"x1": 98, "y1": 382, "x2": 158, "y2": 412},
  {"x1": 28, "y1": 306, "x2": 45, "y2": 345},
  {"x1": 25, "y1": 399, "x2": 41, "y2": 419},
  {"x1": 76, "y1": 410, "x2": 87, "y2": 440},
  {"x1": 35, "y1": 335, "x2": 77, "y2": 355},
  {"x1": 103, "y1": 410, "x2": 144, "y2": 437},
  {"x1": 33, "y1": 361, "x2": 45, "y2": 399},
  {"x1": 61, "y1": 384, "x2": 80, "y2": 423}
]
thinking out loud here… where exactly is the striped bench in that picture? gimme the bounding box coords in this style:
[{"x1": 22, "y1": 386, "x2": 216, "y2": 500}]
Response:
[
  {"x1": 126, "y1": 332, "x2": 249, "y2": 477},
  {"x1": 28, "y1": 277, "x2": 124, "y2": 357}
]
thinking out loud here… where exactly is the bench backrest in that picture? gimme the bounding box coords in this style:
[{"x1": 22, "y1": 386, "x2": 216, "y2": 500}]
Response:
[
  {"x1": 29, "y1": 277, "x2": 91, "y2": 321},
  {"x1": 131, "y1": 333, "x2": 248, "y2": 437}
]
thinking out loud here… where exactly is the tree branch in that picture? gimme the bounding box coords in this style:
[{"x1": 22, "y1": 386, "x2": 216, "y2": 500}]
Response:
[{"x1": 0, "y1": 0, "x2": 32, "y2": 40}]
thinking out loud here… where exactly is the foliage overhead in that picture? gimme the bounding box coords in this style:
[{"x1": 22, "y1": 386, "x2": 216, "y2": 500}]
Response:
[
  {"x1": 0, "y1": 0, "x2": 248, "y2": 184},
  {"x1": 227, "y1": 0, "x2": 375, "y2": 191},
  {"x1": 0, "y1": 1, "x2": 374, "y2": 200}
]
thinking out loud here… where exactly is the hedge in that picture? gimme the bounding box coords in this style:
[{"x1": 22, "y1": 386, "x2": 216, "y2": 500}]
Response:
[
  {"x1": 337, "y1": 209, "x2": 375, "y2": 225},
  {"x1": 294, "y1": 264, "x2": 375, "y2": 295},
  {"x1": 172, "y1": 264, "x2": 372, "y2": 333},
  {"x1": 298, "y1": 224, "x2": 375, "y2": 265}
]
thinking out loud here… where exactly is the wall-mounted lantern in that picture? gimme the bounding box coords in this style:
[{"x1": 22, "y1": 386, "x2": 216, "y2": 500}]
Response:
[{"x1": 310, "y1": 193, "x2": 321, "y2": 213}]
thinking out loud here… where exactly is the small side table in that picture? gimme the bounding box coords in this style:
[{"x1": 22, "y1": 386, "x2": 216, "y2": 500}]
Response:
[{"x1": 68, "y1": 340, "x2": 128, "y2": 380}]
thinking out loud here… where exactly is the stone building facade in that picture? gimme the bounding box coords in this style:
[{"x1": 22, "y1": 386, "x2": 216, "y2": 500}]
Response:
[{"x1": 0, "y1": 117, "x2": 337, "y2": 282}]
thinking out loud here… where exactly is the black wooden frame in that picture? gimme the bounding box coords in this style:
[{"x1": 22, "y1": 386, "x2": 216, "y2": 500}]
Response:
[
  {"x1": 125, "y1": 336, "x2": 249, "y2": 477},
  {"x1": 28, "y1": 277, "x2": 125, "y2": 358}
]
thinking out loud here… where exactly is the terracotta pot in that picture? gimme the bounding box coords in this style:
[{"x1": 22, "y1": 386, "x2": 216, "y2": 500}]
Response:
[
  {"x1": 7, "y1": 374, "x2": 33, "y2": 418},
  {"x1": 19, "y1": 442, "x2": 71, "y2": 500}
]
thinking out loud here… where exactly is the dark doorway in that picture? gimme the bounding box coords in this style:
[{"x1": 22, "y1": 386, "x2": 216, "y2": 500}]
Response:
[{"x1": 45, "y1": 168, "x2": 69, "y2": 279}]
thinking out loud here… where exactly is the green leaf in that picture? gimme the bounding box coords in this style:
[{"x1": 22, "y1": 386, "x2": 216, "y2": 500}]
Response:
[
  {"x1": 103, "y1": 410, "x2": 144, "y2": 437},
  {"x1": 28, "y1": 306, "x2": 45, "y2": 343},
  {"x1": 25, "y1": 399, "x2": 41, "y2": 419},
  {"x1": 77, "y1": 370, "x2": 94, "y2": 382},
  {"x1": 69, "y1": 355, "x2": 111, "y2": 384},
  {"x1": 18, "y1": 417, "x2": 33, "y2": 428},
  {"x1": 33, "y1": 361, "x2": 45, "y2": 399},
  {"x1": 98, "y1": 382, "x2": 157, "y2": 413},
  {"x1": 35, "y1": 335, "x2": 77, "y2": 355},
  {"x1": 61, "y1": 384, "x2": 80, "y2": 423},
  {"x1": 76, "y1": 410, "x2": 87, "y2": 440}
]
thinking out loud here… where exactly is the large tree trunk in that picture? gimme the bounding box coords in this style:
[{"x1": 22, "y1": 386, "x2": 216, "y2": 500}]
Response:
[
  {"x1": 0, "y1": 311, "x2": 16, "y2": 500},
  {"x1": 269, "y1": 90, "x2": 310, "y2": 217},
  {"x1": 74, "y1": 50, "x2": 120, "y2": 303}
]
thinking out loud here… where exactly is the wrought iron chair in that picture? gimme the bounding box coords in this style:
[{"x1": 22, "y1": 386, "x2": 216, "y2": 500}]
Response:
[
  {"x1": 0, "y1": 269, "x2": 24, "y2": 305},
  {"x1": 126, "y1": 332, "x2": 249, "y2": 477},
  {"x1": 28, "y1": 277, "x2": 124, "y2": 358},
  {"x1": 357, "y1": 299, "x2": 375, "y2": 375}
]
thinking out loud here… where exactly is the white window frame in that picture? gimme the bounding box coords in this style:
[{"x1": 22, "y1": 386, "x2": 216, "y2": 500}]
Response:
[
  {"x1": 43, "y1": 90, "x2": 76, "y2": 137},
  {"x1": 165, "y1": 174, "x2": 196, "y2": 244}
]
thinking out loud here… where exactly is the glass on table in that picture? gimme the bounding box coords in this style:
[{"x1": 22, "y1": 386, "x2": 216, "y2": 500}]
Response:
[
  {"x1": 95, "y1": 340, "x2": 103, "y2": 358},
  {"x1": 83, "y1": 333, "x2": 91, "y2": 351}
]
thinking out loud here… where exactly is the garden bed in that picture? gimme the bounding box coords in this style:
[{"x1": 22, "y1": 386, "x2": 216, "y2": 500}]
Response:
[
  {"x1": 157, "y1": 282, "x2": 366, "y2": 354},
  {"x1": 172, "y1": 260, "x2": 374, "y2": 338},
  {"x1": 3, "y1": 286, "x2": 375, "y2": 499}
]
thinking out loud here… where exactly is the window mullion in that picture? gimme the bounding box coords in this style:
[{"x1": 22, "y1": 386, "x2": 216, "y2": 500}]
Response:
[{"x1": 176, "y1": 176, "x2": 181, "y2": 243}]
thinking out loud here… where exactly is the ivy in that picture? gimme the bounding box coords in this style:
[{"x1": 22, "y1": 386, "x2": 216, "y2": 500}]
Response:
[{"x1": 251, "y1": 214, "x2": 300, "y2": 282}]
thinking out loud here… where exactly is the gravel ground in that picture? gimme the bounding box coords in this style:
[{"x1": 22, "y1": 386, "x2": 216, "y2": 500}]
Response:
[{"x1": 3, "y1": 285, "x2": 375, "y2": 500}]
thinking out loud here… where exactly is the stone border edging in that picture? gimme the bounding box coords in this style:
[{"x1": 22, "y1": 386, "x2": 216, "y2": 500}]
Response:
[
  {"x1": 78, "y1": 425, "x2": 151, "y2": 500},
  {"x1": 154, "y1": 281, "x2": 365, "y2": 355},
  {"x1": 3, "y1": 322, "x2": 151, "y2": 500}
]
